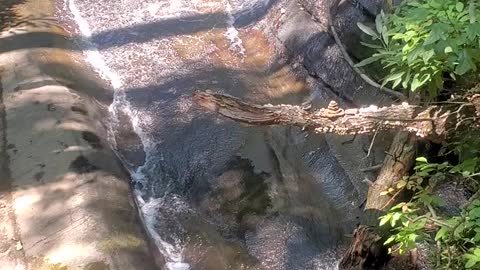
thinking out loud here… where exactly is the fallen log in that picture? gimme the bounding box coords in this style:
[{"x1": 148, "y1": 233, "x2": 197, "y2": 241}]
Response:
[{"x1": 193, "y1": 90, "x2": 477, "y2": 141}]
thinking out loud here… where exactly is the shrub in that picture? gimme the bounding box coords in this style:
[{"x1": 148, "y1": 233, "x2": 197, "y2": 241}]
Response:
[{"x1": 356, "y1": 0, "x2": 480, "y2": 97}]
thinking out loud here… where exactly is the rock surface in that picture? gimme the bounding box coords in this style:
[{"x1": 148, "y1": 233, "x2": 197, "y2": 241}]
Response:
[
  {"x1": 0, "y1": 0, "x2": 157, "y2": 269},
  {"x1": 260, "y1": 0, "x2": 392, "y2": 208}
]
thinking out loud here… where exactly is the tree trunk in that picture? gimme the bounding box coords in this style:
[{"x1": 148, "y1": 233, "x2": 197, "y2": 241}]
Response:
[{"x1": 339, "y1": 131, "x2": 416, "y2": 269}]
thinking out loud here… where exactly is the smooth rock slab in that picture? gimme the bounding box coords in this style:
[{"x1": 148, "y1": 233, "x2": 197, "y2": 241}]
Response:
[{"x1": 0, "y1": 0, "x2": 157, "y2": 269}]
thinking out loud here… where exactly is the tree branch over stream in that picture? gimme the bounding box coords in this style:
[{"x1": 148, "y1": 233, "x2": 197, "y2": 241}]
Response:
[{"x1": 193, "y1": 90, "x2": 480, "y2": 141}]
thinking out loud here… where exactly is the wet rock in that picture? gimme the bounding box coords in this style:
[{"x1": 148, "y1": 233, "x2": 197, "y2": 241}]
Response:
[
  {"x1": 274, "y1": 0, "x2": 390, "y2": 105},
  {"x1": 71, "y1": 104, "x2": 89, "y2": 115},
  {"x1": 46, "y1": 103, "x2": 56, "y2": 111},
  {"x1": 434, "y1": 179, "x2": 471, "y2": 217},
  {"x1": 33, "y1": 171, "x2": 45, "y2": 182},
  {"x1": 82, "y1": 131, "x2": 103, "y2": 150},
  {"x1": 246, "y1": 216, "x2": 344, "y2": 270},
  {"x1": 69, "y1": 155, "x2": 99, "y2": 173},
  {"x1": 414, "y1": 242, "x2": 436, "y2": 270},
  {"x1": 84, "y1": 261, "x2": 110, "y2": 270}
]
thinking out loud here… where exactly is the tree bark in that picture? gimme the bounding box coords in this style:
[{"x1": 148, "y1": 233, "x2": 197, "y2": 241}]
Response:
[
  {"x1": 193, "y1": 91, "x2": 477, "y2": 142},
  {"x1": 339, "y1": 131, "x2": 416, "y2": 269}
]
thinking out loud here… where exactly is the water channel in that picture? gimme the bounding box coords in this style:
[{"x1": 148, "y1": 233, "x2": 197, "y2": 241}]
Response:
[{"x1": 57, "y1": 0, "x2": 365, "y2": 269}]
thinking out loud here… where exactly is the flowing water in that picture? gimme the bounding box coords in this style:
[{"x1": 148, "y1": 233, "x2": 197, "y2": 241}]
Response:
[{"x1": 57, "y1": 0, "x2": 362, "y2": 269}]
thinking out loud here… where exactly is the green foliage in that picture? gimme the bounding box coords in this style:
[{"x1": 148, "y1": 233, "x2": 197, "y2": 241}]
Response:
[
  {"x1": 465, "y1": 248, "x2": 480, "y2": 268},
  {"x1": 446, "y1": 131, "x2": 480, "y2": 178},
  {"x1": 362, "y1": 1, "x2": 480, "y2": 268},
  {"x1": 433, "y1": 199, "x2": 480, "y2": 269},
  {"x1": 379, "y1": 155, "x2": 480, "y2": 269},
  {"x1": 356, "y1": 0, "x2": 480, "y2": 96}
]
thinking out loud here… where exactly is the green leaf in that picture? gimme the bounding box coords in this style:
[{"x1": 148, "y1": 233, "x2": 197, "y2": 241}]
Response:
[
  {"x1": 456, "y1": 49, "x2": 476, "y2": 75},
  {"x1": 357, "y1": 22, "x2": 379, "y2": 39},
  {"x1": 391, "y1": 212, "x2": 402, "y2": 227},
  {"x1": 375, "y1": 14, "x2": 383, "y2": 36},
  {"x1": 456, "y1": 2, "x2": 464, "y2": 12},
  {"x1": 392, "y1": 33, "x2": 405, "y2": 40},
  {"x1": 450, "y1": 72, "x2": 457, "y2": 80},
  {"x1": 424, "y1": 23, "x2": 450, "y2": 45},
  {"x1": 435, "y1": 227, "x2": 448, "y2": 241},
  {"x1": 456, "y1": 158, "x2": 478, "y2": 175},
  {"x1": 418, "y1": 73, "x2": 431, "y2": 87},
  {"x1": 380, "y1": 214, "x2": 391, "y2": 226},
  {"x1": 466, "y1": 23, "x2": 480, "y2": 40},
  {"x1": 354, "y1": 56, "x2": 381, "y2": 67},
  {"x1": 382, "y1": 26, "x2": 389, "y2": 45},
  {"x1": 429, "y1": 0, "x2": 442, "y2": 9},
  {"x1": 411, "y1": 74, "x2": 422, "y2": 91},
  {"x1": 466, "y1": 260, "x2": 475, "y2": 268},
  {"x1": 416, "y1": 157, "x2": 428, "y2": 163},
  {"x1": 391, "y1": 202, "x2": 407, "y2": 210},
  {"x1": 454, "y1": 223, "x2": 465, "y2": 238},
  {"x1": 466, "y1": 256, "x2": 479, "y2": 268},
  {"x1": 469, "y1": 207, "x2": 480, "y2": 219},
  {"x1": 408, "y1": 233, "x2": 418, "y2": 244},
  {"x1": 470, "y1": 1, "x2": 477, "y2": 23},
  {"x1": 384, "y1": 235, "x2": 396, "y2": 245},
  {"x1": 422, "y1": 49, "x2": 435, "y2": 63},
  {"x1": 402, "y1": 69, "x2": 412, "y2": 89},
  {"x1": 392, "y1": 77, "x2": 402, "y2": 89},
  {"x1": 384, "y1": 72, "x2": 405, "y2": 82},
  {"x1": 407, "y1": 47, "x2": 424, "y2": 64},
  {"x1": 459, "y1": 14, "x2": 470, "y2": 22}
]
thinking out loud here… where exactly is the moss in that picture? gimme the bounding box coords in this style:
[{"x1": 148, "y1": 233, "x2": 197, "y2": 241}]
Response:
[
  {"x1": 28, "y1": 256, "x2": 69, "y2": 270},
  {"x1": 83, "y1": 261, "x2": 110, "y2": 270},
  {"x1": 98, "y1": 233, "x2": 143, "y2": 252},
  {"x1": 44, "y1": 264, "x2": 68, "y2": 270},
  {"x1": 28, "y1": 256, "x2": 110, "y2": 270}
]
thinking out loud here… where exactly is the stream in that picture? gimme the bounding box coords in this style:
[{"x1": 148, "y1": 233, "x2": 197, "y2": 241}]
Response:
[{"x1": 57, "y1": 0, "x2": 363, "y2": 269}]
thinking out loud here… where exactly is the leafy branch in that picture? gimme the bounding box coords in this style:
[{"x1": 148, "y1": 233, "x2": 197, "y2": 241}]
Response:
[{"x1": 356, "y1": 0, "x2": 480, "y2": 97}]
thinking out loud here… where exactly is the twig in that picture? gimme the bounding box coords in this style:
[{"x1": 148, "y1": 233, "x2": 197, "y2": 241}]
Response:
[
  {"x1": 407, "y1": 215, "x2": 453, "y2": 229},
  {"x1": 421, "y1": 101, "x2": 472, "y2": 105},
  {"x1": 455, "y1": 117, "x2": 477, "y2": 130},
  {"x1": 446, "y1": 245, "x2": 452, "y2": 269},
  {"x1": 461, "y1": 188, "x2": 480, "y2": 209},
  {"x1": 328, "y1": 1, "x2": 406, "y2": 101},
  {"x1": 380, "y1": 187, "x2": 403, "y2": 211},
  {"x1": 427, "y1": 204, "x2": 438, "y2": 218},
  {"x1": 436, "y1": 241, "x2": 441, "y2": 268},
  {"x1": 364, "y1": 116, "x2": 434, "y2": 122},
  {"x1": 364, "y1": 122, "x2": 382, "y2": 159},
  {"x1": 360, "y1": 164, "x2": 383, "y2": 172}
]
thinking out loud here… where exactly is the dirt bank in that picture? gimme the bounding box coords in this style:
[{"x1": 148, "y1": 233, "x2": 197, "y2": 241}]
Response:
[{"x1": 0, "y1": 0, "x2": 157, "y2": 269}]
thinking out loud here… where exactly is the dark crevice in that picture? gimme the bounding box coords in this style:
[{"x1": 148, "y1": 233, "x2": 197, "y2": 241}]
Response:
[{"x1": 69, "y1": 155, "x2": 99, "y2": 174}]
